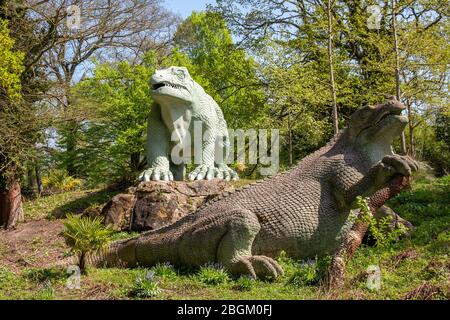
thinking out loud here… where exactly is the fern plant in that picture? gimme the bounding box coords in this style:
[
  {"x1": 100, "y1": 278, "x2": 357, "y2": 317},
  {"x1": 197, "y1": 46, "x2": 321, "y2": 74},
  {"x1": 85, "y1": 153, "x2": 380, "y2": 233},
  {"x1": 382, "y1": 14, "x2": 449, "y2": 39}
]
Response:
[{"x1": 62, "y1": 214, "x2": 113, "y2": 274}]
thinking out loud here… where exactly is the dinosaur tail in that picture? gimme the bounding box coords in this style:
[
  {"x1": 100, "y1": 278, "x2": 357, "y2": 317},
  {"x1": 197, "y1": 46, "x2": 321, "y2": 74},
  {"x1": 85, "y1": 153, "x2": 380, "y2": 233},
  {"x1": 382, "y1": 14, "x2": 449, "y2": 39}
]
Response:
[{"x1": 56, "y1": 237, "x2": 139, "y2": 270}]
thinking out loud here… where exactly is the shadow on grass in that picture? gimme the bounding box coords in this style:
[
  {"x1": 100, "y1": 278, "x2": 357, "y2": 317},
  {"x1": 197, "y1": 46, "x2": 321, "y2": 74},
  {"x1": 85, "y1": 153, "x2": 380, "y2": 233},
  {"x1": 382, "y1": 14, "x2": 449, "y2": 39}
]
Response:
[{"x1": 51, "y1": 188, "x2": 123, "y2": 219}]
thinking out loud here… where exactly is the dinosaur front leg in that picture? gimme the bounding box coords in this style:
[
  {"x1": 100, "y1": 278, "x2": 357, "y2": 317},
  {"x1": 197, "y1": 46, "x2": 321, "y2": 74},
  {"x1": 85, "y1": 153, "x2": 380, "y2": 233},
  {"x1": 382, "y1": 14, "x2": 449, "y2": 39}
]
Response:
[
  {"x1": 139, "y1": 105, "x2": 174, "y2": 181},
  {"x1": 346, "y1": 154, "x2": 418, "y2": 204},
  {"x1": 217, "y1": 209, "x2": 284, "y2": 279},
  {"x1": 188, "y1": 126, "x2": 218, "y2": 181},
  {"x1": 214, "y1": 134, "x2": 239, "y2": 181},
  {"x1": 327, "y1": 175, "x2": 411, "y2": 289}
]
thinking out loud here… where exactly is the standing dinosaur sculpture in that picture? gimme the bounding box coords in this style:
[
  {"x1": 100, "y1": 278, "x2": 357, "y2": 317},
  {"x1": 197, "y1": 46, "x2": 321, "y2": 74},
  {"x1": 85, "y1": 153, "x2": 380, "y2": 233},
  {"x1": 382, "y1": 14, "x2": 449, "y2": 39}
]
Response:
[
  {"x1": 139, "y1": 66, "x2": 238, "y2": 181},
  {"x1": 82, "y1": 100, "x2": 418, "y2": 281}
]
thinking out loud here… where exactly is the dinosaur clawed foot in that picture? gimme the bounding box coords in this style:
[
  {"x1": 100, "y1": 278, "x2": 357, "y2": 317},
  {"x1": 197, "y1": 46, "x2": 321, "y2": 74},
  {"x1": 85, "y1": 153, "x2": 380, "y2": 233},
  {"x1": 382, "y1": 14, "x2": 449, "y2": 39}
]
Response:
[
  {"x1": 188, "y1": 164, "x2": 239, "y2": 181},
  {"x1": 381, "y1": 155, "x2": 419, "y2": 177},
  {"x1": 230, "y1": 255, "x2": 284, "y2": 280},
  {"x1": 139, "y1": 167, "x2": 174, "y2": 181}
]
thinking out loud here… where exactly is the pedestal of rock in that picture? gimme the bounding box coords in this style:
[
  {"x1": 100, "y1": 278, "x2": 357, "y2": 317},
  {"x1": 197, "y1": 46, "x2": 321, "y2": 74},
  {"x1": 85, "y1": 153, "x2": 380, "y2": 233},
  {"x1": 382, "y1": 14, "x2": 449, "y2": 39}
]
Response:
[{"x1": 102, "y1": 180, "x2": 234, "y2": 232}]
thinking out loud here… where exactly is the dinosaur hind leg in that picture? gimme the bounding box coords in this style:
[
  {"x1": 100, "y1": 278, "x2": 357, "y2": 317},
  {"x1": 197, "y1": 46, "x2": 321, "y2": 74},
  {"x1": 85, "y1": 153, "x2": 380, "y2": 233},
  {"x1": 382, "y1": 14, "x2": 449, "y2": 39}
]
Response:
[{"x1": 217, "y1": 209, "x2": 283, "y2": 279}]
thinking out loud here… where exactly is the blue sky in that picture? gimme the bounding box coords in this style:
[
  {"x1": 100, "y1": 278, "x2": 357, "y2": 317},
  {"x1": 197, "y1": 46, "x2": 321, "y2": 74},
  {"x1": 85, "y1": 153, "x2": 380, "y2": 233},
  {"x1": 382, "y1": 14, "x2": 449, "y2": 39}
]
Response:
[{"x1": 164, "y1": 0, "x2": 213, "y2": 18}]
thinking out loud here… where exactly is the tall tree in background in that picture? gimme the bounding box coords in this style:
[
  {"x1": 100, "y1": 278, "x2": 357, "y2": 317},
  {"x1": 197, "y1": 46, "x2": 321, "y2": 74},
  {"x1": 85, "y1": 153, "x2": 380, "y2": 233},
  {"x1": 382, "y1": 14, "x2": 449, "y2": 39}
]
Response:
[
  {"x1": 392, "y1": 0, "x2": 407, "y2": 154},
  {"x1": 40, "y1": 0, "x2": 178, "y2": 177},
  {"x1": 0, "y1": 18, "x2": 25, "y2": 228},
  {"x1": 326, "y1": 0, "x2": 339, "y2": 134},
  {"x1": 0, "y1": 0, "x2": 178, "y2": 227},
  {"x1": 172, "y1": 11, "x2": 267, "y2": 129}
]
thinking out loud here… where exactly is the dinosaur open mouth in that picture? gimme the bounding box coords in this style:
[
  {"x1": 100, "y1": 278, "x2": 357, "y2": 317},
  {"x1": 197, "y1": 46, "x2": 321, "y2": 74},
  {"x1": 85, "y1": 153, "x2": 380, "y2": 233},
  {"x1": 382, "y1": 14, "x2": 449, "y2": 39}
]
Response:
[
  {"x1": 376, "y1": 112, "x2": 392, "y2": 124},
  {"x1": 152, "y1": 82, "x2": 184, "y2": 90},
  {"x1": 375, "y1": 108, "x2": 403, "y2": 125}
]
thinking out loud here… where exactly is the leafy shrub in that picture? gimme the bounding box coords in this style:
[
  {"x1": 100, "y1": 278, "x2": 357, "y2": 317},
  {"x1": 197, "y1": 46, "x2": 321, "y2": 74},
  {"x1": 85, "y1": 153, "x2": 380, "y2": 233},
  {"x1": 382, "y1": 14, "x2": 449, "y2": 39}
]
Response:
[
  {"x1": 62, "y1": 214, "x2": 113, "y2": 273},
  {"x1": 42, "y1": 169, "x2": 82, "y2": 192},
  {"x1": 151, "y1": 263, "x2": 177, "y2": 279},
  {"x1": 128, "y1": 272, "x2": 161, "y2": 298},
  {"x1": 356, "y1": 196, "x2": 408, "y2": 247},
  {"x1": 288, "y1": 256, "x2": 331, "y2": 287},
  {"x1": 233, "y1": 276, "x2": 255, "y2": 291},
  {"x1": 24, "y1": 268, "x2": 67, "y2": 283},
  {"x1": 197, "y1": 264, "x2": 230, "y2": 286}
]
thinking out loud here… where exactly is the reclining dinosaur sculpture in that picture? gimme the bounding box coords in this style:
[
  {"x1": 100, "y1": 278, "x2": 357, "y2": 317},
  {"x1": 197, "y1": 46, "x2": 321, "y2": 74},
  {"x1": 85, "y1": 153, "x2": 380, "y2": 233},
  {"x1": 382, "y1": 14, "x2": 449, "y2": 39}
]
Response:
[{"x1": 79, "y1": 99, "x2": 418, "y2": 283}]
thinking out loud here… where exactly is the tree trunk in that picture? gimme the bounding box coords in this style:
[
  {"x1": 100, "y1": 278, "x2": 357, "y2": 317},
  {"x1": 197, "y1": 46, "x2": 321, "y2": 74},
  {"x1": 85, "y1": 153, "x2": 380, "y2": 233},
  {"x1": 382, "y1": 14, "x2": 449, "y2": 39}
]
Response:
[
  {"x1": 35, "y1": 165, "x2": 43, "y2": 196},
  {"x1": 327, "y1": 0, "x2": 339, "y2": 135},
  {"x1": 130, "y1": 152, "x2": 141, "y2": 172},
  {"x1": 0, "y1": 178, "x2": 24, "y2": 229},
  {"x1": 392, "y1": 0, "x2": 407, "y2": 155},
  {"x1": 288, "y1": 110, "x2": 293, "y2": 166},
  {"x1": 406, "y1": 102, "x2": 415, "y2": 156},
  {"x1": 27, "y1": 167, "x2": 34, "y2": 194},
  {"x1": 79, "y1": 251, "x2": 86, "y2": 275},
  {"x1": 66, "y1": 129, "x2": 77, "y2": 176}
]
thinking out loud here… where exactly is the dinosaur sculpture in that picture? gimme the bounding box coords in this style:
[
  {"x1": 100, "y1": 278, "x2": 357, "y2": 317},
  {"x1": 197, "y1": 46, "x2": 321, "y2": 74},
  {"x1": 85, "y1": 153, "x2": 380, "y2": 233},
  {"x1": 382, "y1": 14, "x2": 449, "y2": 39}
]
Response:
[
  {"x1": 85, "y1": 100, "x2": 418, "y2": 281},
  {"x1": 139, "y1": 66, "x2": 238, "y2": 181}
]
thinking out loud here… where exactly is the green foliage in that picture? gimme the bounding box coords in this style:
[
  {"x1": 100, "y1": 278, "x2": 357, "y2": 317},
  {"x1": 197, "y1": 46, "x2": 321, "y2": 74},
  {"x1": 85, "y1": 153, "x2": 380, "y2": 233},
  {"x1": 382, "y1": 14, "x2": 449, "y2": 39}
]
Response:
[
  {"x1": 288, "y1": 256, "x2": 331, "y2": 287},
  {"x1": 356, "y1": 196, "x2": 408, "y2": 248},
  {"x1": 151, "y1": 263, "x2": 178, "y2": 280},
  {"x1": 63, "y1": 214, "x2": 113, "y2": 253},
  {"x1": 42, "y1": 169, "x2": 82, "y2": 192},
  {"x1": 128, "y1": 271, "x2": 161, "y2": 298},
  {"x1": 23, "y1": 188, "x2": 119, "y2": 220},
  {"x1": 173, "y1": 11, "x2": 268, "y2": 129},
  {"x1": 233, "y1": 276, "x2": 255, "y2": 291},
  {"x1": 62, "y1": 214, "x2": 113, "y2": 272},
  {"x1": 24, "y1": 268, "x2": 67, "y2": 283},
  {"x1": 197, "y1": 264, "x2": 230, "y2": 286},
  {"x1": 387, "y1": 175, "x2": 450, "y2": 246},
  {"x1": 0, "y1": 19, "x2": 24, "y2": 99}
]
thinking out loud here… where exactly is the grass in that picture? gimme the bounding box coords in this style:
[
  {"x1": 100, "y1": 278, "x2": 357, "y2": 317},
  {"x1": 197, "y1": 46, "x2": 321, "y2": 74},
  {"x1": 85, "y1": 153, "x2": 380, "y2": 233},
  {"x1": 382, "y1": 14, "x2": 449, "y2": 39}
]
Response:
[
  {"x1": 22, "y1": 188, "x2": 120, "y2": 220},
  {"x1": 1, "y1": 175, "x2": 448, "y2": 300}
]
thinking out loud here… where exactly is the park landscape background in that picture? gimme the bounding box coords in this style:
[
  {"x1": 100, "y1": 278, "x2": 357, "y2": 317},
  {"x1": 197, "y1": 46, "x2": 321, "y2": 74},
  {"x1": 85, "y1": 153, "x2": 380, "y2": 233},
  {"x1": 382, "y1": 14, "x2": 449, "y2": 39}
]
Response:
[{"x1": 0, "y1": 0, "x2": 449, "y2": 299}]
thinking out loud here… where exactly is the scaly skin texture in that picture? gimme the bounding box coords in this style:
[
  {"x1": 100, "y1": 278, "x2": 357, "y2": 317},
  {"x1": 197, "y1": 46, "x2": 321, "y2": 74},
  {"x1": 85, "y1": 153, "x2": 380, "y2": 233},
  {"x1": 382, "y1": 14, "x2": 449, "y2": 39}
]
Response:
[
  {"x1": 91, "y1": 99, "x2": 418, "y2": 280},
  {"x1": 139, "y1": 66, "x2": 238, "y2": 182}
]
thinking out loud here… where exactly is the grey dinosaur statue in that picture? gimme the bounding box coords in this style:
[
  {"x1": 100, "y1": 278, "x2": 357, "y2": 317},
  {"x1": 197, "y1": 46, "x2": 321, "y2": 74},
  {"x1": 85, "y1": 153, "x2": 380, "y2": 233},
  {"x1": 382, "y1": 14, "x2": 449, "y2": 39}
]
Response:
[
  {"x1": 139, "y1": 66, "x2": 238, "y2": 182},
  {"x1": 85, "y1": 100, "x2": 418, "y2": 280}
]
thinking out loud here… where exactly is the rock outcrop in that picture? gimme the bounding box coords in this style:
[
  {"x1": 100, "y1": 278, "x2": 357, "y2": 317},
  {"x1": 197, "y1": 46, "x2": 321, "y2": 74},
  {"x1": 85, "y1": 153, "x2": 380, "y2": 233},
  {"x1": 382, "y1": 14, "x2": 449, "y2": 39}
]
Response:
[{"x1": 102, "y1": 180, "x2": 234, "y2": 231}]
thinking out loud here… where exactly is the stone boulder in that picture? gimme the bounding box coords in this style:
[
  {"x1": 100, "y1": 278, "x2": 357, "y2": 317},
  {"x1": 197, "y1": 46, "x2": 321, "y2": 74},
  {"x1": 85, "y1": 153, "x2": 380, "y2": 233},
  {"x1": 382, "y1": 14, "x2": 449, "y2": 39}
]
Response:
[{"x1": 102, "y1": 180, "x2": 234, "y2": 232}]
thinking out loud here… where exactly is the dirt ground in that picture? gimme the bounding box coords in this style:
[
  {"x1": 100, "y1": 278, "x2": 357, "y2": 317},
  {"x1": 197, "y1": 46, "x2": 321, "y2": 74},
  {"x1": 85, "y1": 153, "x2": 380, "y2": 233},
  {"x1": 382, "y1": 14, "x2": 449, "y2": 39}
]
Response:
[{"x1": 0, "y1": 220, "x2": 69, "y2": 272}]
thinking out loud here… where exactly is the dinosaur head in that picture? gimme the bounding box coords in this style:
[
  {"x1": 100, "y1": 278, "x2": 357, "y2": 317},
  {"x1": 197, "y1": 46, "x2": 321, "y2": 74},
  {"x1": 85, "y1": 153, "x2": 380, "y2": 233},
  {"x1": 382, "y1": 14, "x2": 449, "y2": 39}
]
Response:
[
  {"x1": 346, "y1": 99, "x2": 408, "y2": 162},
  {"x1": 150, "y1": 66, "x2": 197, "y2": 104}
]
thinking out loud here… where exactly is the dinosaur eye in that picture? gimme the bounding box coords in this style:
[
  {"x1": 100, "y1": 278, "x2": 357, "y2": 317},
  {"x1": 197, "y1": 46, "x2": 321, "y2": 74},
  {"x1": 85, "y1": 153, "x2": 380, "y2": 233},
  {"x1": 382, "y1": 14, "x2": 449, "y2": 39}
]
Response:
[{"x1": 176, "y1": 70, "x2": 185, "y2": 80}]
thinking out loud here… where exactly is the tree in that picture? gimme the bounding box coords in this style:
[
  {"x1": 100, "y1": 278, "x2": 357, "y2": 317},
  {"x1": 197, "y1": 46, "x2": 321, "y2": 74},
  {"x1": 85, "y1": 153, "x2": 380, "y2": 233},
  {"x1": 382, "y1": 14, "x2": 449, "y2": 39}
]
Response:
[
  {"x1": 69, "y1": 53, "x2": 157, "y2": 185},
  {"x1": 40, "y1": 0, "x2": 178, "y2": 177},
  {"x1": 173, "y1": 11, "x2": 267, "y2": 129},
  {"x1": 213, "y1": 0, "x2": 449, "y2": 168},
  {"x1": 326, "y1": 0, "x2": 339, "y2": 134},
  {"x1": 0, "y1": 18, "x2": 25, "y2": 228},
  {"x1": 0, "y1": 0, "x2": 178, "y2": 227}
]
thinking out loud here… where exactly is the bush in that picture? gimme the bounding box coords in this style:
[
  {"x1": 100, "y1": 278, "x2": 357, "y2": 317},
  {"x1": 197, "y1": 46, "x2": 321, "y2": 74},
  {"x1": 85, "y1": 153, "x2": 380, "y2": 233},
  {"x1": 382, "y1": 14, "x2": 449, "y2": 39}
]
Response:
[
  {"x1": 197, "y1": 264, "x2": 230, "y2": 286},
  {"x1": 42, "y1": 169, "x2": 82, "y2": 192},
  {"x1": 151, "y1": 263, "x2": 177, "y2": 279},
  {"x1": 356, "y1": 196, "x2": 408, "y2": 247},
  {"x1": 62, "y1": 214, "x2": 113, "y2": 274},
  {"x1": 24, "y1": 268, "x2": 67, "y2": 283},
  {"x1": 288, "y1": 256, "x2": 331, "y2": 287},
  {"x1": 233, "y1": 276, "x2": 255, "y2": 291},
  {"x1": 128, "y1": 272, "x2": 161, "y2": 298}
]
